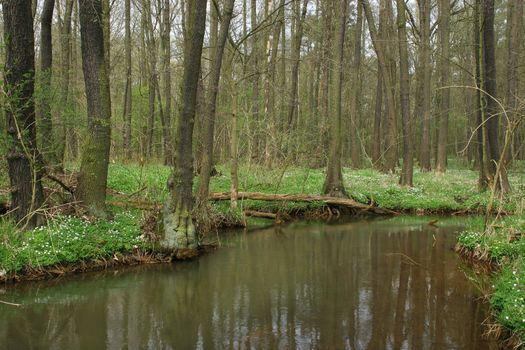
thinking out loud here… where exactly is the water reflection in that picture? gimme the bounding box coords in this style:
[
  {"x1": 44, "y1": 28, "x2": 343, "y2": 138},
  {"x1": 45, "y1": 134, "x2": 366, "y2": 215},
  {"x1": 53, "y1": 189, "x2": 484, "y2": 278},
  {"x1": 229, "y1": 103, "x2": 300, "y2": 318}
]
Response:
[{"x1": 0, "y1": 218, "x2": 498, "y2": 349}]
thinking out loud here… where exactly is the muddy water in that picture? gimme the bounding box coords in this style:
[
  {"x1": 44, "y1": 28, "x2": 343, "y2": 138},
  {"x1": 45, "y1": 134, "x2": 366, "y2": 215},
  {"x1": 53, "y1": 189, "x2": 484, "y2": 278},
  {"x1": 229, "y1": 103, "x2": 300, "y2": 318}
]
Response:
[{"x1": 0, "y1": 218, "x2": 498, "y2": 349}]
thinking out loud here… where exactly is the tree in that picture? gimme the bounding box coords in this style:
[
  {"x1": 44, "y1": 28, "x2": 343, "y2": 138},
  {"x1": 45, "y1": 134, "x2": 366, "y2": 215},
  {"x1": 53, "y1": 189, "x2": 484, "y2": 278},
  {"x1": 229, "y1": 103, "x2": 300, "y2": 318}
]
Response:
[
  {"x1": 122, "y1": 0, "x2": 133, "y2": 159},
  {"x1": 397, "y1": 0, "x2": 413, "y2": 186},
  {"x1": 482, "y1": 0, "x2": 510, "y2": 193},
  {"x1": 323, "y1": 0, "x2": 348, "y2": 198},
  {"x1": 361, "y1": 0, "x2": 397, "y2": 173},
  {"x1": 76, "y1": 0, "x2": 113, "y2": 217},
  {"x1": 3, "y1": 0, "x2": 44, "y2": 228},
  {"x1": 418, "y1": 0, "x2": 432, "y2": 172},
  {"x1": 349, "y1": 2, "x2": 363, "y2": 169},
  {"x1": 287, "y1": 0, "x2": 309, "y2": 129},
  {"x1": 435, "y1": 0, "x2": 451, "y2": 173},
  {"x1": 39, "y1": 0, "x2": 58, "y2": 168},
  {"x1": 197, "y1": 0, "x2": 236, "y2": 209},
  {"x1": 55, "y1": 0, "x2": 75, "y2": 168},
  {"x1": 162, "y1": 0, "x2": 208, "y2": 252}
]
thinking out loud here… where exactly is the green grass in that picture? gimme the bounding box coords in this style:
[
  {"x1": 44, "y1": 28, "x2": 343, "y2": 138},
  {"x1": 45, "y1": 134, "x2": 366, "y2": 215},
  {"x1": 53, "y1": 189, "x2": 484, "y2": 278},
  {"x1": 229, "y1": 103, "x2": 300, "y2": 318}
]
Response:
[
  {"x1": 105, "y1": 163, "x2": 525, "y2": 213},
  {"x1": 0, "y1": 208, "x2": 145, "y2": 275},
  {"x1": 458, "y1": 217, "x2": 525, "y2": 342}
]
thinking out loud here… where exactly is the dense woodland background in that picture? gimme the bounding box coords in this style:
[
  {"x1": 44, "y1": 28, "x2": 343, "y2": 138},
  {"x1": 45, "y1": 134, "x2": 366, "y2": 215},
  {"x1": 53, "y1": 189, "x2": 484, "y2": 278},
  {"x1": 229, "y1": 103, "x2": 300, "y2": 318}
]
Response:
[{"x1": 1, "y1": 0, "x2": 524, "y2": 230}]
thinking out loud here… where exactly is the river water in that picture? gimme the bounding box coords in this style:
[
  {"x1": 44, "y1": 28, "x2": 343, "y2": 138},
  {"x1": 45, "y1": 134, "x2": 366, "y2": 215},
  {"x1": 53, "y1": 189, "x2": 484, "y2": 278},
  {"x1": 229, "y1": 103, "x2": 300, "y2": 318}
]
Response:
[{"x1": 0, "y1": 217, "x2": 498, "y2": 349}]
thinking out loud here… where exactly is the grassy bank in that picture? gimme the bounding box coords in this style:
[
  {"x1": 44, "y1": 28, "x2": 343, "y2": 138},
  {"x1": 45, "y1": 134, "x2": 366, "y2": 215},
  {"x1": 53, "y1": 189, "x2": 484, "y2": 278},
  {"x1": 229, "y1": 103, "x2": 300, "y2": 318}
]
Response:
[{"x1": 457, "y1": 217, "x2": 525, "y2": 346}]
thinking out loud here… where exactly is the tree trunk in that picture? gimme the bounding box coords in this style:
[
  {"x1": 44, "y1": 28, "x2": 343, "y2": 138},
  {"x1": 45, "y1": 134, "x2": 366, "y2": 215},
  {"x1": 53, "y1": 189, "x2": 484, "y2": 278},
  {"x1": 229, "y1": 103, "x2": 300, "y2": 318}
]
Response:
[
  {"x1": 39, "y1": 0, "x2": 57, "y2": 168},
  {"x1": 197, "y1": 0, "x2": 235, "y2": 205},
  {"x1": 323, "y1": 0, "x2": 348, "y2": 198},
  {"x1": 161, "y1": 0, "x2": 173, "y2": 165},
  {"x1": 397, "y1": 0, "x2": 413, "y2": 186},
  {"x1": 56, "y1": 0, "x2": 74, "y2": 169},
  {"x1": 435, "y1": 0, "x2": 451, "y2": 173},
  {"x1": 419, "y1": 0, "x2": 432, "y2": 171},
  {"x1": 162, "y1": 0, "x2": 207, "y2": 252},
  {"x1": 361, "y1": 0, "x2": 397, "y2": 173},
  {"x1": 250, "y1": 0, "x2": 261, "y2": 160},
  {"x1": 372, "y1": 67, "x2": 383, "y2": 168},
  {"x1": 349, "y1": 2, "x2": 363, "y2": 168},
  {"x1": 3, "y1": 0, "x2": 45, "y2": 228},
  {"x1": 504, "y1": 0, "x2": 522, "y2": 166},
  {"x1": 482, "y1": 0, "x2": 510, "y2": 193},
  {"x1": 474, "y1": 0, "x2": 487, "y2": 189},
  {"x1": 122, "y1": 0, "x2": 133, "y2": 160},
  {"x1": 77, "y1": 0, "x2": 112, "y2": 218},
  {"x1": 287, "y1": 0, "x2": 309, "y2": 129}
]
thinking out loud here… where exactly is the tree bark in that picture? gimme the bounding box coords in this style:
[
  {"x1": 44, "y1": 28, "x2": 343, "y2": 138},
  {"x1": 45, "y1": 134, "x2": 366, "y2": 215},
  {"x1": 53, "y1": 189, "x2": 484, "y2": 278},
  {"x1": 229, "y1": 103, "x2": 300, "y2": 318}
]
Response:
[
  {"x1": 349, "y1": 3, "x2": 363, "y2": 168},
  {"x1": 39, "y1": 0, "x2": 57, "y2": 167},
  {"x1": 397, "y1": 0, "x2": 413, "y2": 186},
  {"x1": 418, "y1": 0, "x2": 432, "y2": 171},
  {"x1": 3, "y1": 0, "x2": 45, "y2": 228},
  {"x1": 482, "y1": 0, "x2": 510, "y2": 193},
  {"x1": 323, "y1": 0, "x2": 348, "y2": 198},
  {"x1": 162, "y1": 0, "x2": 207, "y2": 252},
  {"x1": 197, "y1": 0, "x2": 235, "y2": 204},
  {"x1": 372, "y1": 67, "x2": 383, "y2": 168},
  {"x1": 122, "y1": 0, "x2": 133, "y2": 160},
  {"x1": 287, "y1": 0, "x2": 309, "y2": 129},
  {"x1": 161, "y1": 0, "x2": 173, "y2": 165},
  {"x1": 504, "y1": 0, "x2": 522, "y2": 165},
  {"x1": 361, "y1": 0, "x2": 398, "y2": 173},
  {"x1": 435, "y1": 0, "x2": 451, "y2": 173},
  {"x1": 77, "y1": 0, "x2": 112, "y2": 217},
  {"x1": 56, "y1": 0, "x2": 74, "y2": 169}
]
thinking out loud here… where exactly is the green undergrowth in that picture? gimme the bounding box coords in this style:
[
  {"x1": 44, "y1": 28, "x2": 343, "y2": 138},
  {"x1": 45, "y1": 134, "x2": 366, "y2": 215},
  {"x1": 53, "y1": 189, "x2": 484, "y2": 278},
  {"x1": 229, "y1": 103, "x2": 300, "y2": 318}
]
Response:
[
  {"x1": 0, "y1": 208, "x2": 145, "y2": 276},
  {"x1": 458, "y1": 216, "x2": 525, "y2": 343},
  {"x1": 106, "y1": 163, "x2": 525, "y2": 214}
]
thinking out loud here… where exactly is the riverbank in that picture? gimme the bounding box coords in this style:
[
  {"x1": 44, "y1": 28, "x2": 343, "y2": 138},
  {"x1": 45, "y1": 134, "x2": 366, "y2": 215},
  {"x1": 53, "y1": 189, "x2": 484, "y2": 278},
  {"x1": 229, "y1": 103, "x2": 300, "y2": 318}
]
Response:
[{"x1": 456, "y1": 216, "x2": 525, "y2": 348}]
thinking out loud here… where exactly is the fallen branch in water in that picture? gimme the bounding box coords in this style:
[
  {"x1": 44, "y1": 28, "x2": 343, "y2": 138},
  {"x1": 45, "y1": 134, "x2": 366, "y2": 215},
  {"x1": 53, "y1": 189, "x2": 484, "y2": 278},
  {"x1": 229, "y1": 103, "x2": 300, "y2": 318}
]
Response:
[{"x1": 244, "y1": 210, "x2": 277, "y2": 220}]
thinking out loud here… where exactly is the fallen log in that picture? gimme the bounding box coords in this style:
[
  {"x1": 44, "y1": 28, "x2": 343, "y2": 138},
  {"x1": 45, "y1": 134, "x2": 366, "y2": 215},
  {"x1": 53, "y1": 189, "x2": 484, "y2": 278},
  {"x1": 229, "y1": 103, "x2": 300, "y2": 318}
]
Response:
[
  {"x1": 243, "y1": 210, "x2": 277, "y2": 220},
  {"x1": 108, "y1": 192, "x2": 398, "y2": 216},
  {"x1": 208, "y1": 192, "x2": 398, "y2": 215}
]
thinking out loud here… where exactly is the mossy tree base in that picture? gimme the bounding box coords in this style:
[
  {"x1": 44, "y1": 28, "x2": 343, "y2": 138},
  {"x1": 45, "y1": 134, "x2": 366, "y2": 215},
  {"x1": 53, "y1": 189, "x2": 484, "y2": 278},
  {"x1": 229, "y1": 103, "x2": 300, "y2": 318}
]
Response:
[{"x1": 161, "y1": 198, "x2": 198, "y2": 252}]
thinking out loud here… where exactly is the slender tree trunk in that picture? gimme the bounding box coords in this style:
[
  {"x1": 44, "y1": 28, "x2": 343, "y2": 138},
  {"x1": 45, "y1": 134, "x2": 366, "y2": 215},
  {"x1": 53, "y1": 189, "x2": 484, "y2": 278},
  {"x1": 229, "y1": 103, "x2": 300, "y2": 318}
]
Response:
[
  {"x1": 435, "y1": 0, "x2": 450, "y2": 173},
  {"x1": 474, "y1": 0, "x2": 486, "y2": 189},
  {"x1": 482, "y1": 0, "x2": 510, "y2": 193},
  {"x1": 39, "y1": 0, "x2": 57, "y2": 167},
  {"x1": 287, "y1": 0, "x2": 309, "y2": 129},
  {"x1": 3, "y1": 0, "x2": 44, "y2": 228},
  {"x1": 197, "y1": 0, "x2": 235, "y2": 206},
  {"x1": 250, "y1": 0, "x2": 261, "y2": 160},
  {"x1": 56, "y1": 0, "x2": 74, "y2": 168},
  {"x1": 349, "y1": 3, "x2": 363, "y2": 168},
  {"x1": 504, "y1": 0, "x2": 522, "y2": 166},
  {"x1": 361, "y1": 0, "x2": 397, "y2": 173},
  {"x1": 372, "y1": 68, "x2": 383, "y2": 168},
  {"x1": 77, "y1": 0, "x2": 112, "y2": 218},
  {"x1": 323, "y1": 0, "x2": 348, "y2": 198},
  {"x1": 122, "y1": 0, "x2": 133, "y2": 160},
  {"x1": 162, "y1": 0, "x2": 207, "y2": 252},
  {"x1": 397, "y1": 0, "x2": 413, "y2": 186},
  {"x1": 419, "y1": 0, "x2": 432, "y2": 171},
  {"x1": 161, "y1": 0, "x2": 173, "y2": 165}
]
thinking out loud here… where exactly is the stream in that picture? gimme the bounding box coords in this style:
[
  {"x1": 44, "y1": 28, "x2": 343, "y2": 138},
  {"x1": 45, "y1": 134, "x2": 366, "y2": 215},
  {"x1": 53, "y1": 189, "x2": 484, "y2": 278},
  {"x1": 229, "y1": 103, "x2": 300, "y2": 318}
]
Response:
[{"x1": 0, "y1": 217, "x2": 498, "y2": 349}]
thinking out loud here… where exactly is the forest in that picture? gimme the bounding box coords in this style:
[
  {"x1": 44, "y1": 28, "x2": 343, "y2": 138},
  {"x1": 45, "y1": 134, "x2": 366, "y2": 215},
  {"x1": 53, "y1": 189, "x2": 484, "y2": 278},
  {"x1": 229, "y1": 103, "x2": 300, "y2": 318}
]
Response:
[{"x1": 0, "y1": 0, "x2": 525, "y2": 347}]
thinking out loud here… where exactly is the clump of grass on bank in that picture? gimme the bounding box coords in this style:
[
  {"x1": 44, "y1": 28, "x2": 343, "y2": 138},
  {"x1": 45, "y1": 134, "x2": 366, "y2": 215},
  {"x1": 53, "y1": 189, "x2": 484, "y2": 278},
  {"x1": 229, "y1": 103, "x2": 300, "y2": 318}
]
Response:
[
  {"x1": 0, "y1": 209, "x2": 145, "y2": 276},
  {"x1": 457, "y1": 217, "x2": 525, "y2": 343},
  {"x1": 491, "y1": 257, "x2": 525, "y2": 344}
]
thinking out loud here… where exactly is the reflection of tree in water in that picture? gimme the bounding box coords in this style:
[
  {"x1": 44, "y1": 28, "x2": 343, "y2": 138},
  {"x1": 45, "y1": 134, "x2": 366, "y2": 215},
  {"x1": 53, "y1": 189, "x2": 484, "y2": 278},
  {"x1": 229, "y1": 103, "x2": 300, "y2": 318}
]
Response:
[{"x1": 0, "y1": 221, "x2": 498, "y2": 349}]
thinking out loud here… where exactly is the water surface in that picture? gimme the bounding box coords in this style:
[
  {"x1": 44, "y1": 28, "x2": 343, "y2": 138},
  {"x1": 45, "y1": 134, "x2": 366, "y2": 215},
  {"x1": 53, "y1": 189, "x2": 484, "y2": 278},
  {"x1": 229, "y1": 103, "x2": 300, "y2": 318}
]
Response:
[{"x1": 0, "y1": 217, "x2": 497, "y2": 349}]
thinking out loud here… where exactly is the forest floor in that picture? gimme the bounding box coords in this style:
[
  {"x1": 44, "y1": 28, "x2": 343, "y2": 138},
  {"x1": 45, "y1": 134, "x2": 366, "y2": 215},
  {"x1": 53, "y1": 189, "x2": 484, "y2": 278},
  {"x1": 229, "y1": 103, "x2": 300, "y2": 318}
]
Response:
[{"x1": 1, "y1": 161, "x2": 525, "y2": 345}]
